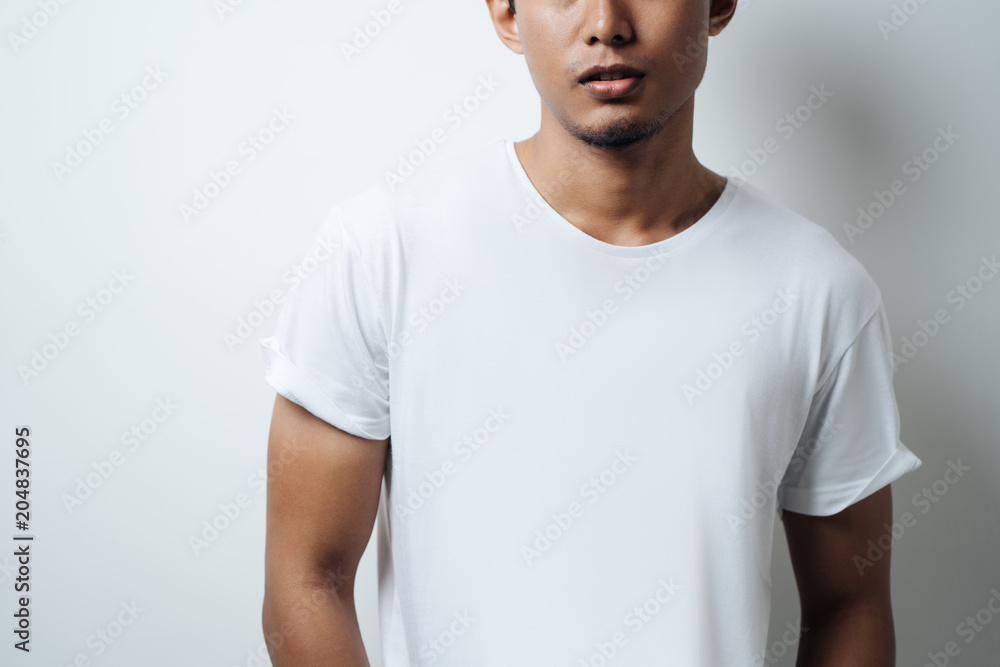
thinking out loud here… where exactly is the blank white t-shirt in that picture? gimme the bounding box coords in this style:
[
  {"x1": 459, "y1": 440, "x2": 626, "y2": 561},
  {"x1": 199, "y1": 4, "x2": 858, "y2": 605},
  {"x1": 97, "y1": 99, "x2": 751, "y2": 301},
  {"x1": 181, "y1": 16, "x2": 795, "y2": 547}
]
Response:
[{"x1": 258, "y1": 138, "x2": 922, "y2": 666}]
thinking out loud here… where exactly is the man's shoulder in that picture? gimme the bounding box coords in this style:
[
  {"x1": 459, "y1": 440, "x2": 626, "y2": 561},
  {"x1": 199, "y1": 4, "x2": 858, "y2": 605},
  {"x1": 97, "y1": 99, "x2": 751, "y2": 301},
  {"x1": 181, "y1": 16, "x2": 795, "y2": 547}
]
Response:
[
  {"x1": 732, "y1": 181, "x2": 884, "y2": 322},
  {"x1": 736, "y1": 182, "x2": 881, "y2": 283},
  {"x1": 733, "y1": 181, "x2": 851, "y2": 255},
  {"x1": 335, "y1": 138, "x2": 508, "y2": 243}
]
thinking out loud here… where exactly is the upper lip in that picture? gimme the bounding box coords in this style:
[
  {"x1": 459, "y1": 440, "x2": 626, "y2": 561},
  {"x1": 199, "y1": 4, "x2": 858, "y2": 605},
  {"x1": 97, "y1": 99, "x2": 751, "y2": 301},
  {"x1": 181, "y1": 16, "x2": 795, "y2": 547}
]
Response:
[{"x1": 579, "y1": 64, "x2": 646, "y2": 83}]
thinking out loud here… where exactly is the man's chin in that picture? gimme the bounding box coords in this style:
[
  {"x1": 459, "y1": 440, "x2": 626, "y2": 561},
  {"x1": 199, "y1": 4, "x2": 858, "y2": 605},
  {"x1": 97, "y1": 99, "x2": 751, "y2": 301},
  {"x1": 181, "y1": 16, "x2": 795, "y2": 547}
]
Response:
[{"x1": 565, "y1": 117, "x2": 667, "y2": 150}]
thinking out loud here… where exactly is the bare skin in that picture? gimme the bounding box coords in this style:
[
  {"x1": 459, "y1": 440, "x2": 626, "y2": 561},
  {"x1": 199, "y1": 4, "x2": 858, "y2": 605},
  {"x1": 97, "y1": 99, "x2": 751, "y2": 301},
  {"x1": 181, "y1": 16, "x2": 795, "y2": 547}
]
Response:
[
  {"x1": 486, "y1": 0, "x2": 734, "y2": 247},
  {"x1": 782, "y1": 486, "x2": 897, "y2": 666},
  {"x1": 261, "y1": 395, "x2": 387, "y2": 666}
]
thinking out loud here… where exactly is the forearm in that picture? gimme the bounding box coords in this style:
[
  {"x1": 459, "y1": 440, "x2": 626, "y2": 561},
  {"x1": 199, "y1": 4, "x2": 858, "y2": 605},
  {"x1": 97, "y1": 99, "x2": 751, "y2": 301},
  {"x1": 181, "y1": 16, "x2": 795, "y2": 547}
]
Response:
[
  {"x1": 262, "y1": 581, "x2": 370, "y2": 667},
  {"x1": 795, "y1": 604, "x2": 895, "y2": 666}
]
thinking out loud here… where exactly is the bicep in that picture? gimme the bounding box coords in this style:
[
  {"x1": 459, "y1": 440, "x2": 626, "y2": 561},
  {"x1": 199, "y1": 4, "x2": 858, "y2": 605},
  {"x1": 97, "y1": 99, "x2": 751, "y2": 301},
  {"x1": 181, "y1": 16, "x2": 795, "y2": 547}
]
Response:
[
  {"x1": 780, "y1": 484, "x2": 894, "y2": 623},
  {"x1": 264, "y1": 394, "x2": 388, "y2": 596}
]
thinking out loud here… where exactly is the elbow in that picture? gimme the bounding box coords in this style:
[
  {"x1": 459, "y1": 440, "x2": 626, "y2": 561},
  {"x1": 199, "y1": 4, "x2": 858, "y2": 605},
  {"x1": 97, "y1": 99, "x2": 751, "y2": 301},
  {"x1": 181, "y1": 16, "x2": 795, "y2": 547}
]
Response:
[
  {"x1": 802, "y1": 597, "x2": 895, "y2": 640},
  {"x1": 260, "y1": 586, "x2": 328, "y2": 656},
  {"x1": 261, "y1": 590, "x2": 292, "y2": 650},
  {"x1": 261, "y1": 563, "x2": 356, "y2": 635}
]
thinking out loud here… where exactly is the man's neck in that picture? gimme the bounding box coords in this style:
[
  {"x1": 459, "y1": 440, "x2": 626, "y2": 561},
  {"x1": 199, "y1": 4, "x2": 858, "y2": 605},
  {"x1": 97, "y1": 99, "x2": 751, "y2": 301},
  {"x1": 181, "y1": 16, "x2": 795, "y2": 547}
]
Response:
[{"x1": 513, "y1": 99, "x2": 727, "y2": 248}]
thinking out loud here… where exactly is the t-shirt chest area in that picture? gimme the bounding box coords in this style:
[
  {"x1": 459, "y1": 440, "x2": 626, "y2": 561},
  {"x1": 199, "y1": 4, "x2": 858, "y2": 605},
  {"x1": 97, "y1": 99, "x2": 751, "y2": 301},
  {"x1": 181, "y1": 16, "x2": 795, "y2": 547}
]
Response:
[
  {"x1": 389, "y1": 241, "x2": 807, "y2": 479},
  {"x1": 404, "y1": 239, "x2": 795, "y2": 375}
]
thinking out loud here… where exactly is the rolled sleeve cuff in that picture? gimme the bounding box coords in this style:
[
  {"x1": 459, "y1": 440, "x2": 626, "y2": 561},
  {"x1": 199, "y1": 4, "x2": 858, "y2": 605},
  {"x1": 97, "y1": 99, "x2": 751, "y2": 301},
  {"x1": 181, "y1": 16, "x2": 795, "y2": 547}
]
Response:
[
  {"x1": 259, "y1": 336, "x2": 390, "y2": 441},
  {"x1": 778, "y1": 440, "x2": 922, "y2": 517}
]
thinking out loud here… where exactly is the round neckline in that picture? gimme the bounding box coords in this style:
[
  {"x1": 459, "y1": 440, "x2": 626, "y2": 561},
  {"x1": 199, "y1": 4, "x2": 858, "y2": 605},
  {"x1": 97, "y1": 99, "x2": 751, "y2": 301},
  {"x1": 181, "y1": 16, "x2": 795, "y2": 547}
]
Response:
[{"x1": 503, "y1": 137, "x2": 741, "y2": 259}]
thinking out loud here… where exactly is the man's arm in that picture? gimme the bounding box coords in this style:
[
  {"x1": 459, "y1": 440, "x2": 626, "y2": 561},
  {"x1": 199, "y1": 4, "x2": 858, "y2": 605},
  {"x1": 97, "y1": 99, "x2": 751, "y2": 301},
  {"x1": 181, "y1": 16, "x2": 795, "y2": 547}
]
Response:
[
  {"x1": 780, "y1": 485, "x2": 896, "y2": 666},
  {"x1": 261, "y1": 394, "x2": 388, "y2": 667}
]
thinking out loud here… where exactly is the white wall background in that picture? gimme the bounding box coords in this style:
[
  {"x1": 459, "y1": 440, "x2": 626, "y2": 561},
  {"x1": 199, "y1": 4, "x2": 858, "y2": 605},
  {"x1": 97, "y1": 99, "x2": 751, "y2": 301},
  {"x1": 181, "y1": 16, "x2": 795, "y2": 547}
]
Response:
[{"x1": 1, "y1": 0, "x2": 997, "y2": 665}]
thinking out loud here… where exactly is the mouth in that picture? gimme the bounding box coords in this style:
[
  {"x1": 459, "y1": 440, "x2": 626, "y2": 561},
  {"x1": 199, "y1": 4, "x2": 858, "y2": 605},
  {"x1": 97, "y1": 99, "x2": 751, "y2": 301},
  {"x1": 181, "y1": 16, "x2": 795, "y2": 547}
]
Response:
[
  {"x1": 578, "y1": 64, "x2": 646, "y2": 84},
  {"x1": 579, "y1": 65, "x2": 646, "y2": 99}
]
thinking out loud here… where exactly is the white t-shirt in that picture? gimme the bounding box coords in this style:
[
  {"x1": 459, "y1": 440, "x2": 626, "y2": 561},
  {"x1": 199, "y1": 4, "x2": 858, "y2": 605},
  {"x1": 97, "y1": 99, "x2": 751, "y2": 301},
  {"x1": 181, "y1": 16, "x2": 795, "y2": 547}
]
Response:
[{"x1": 258, "y1": 137, "x2": 922, "y2": 666}]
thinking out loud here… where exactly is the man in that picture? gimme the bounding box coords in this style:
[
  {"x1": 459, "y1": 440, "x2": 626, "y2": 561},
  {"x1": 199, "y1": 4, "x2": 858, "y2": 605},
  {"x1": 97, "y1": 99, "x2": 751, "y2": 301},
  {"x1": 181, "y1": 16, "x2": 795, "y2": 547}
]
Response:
[{"x1": 258, "y1": 0, "x2": 923, "y2": 664}]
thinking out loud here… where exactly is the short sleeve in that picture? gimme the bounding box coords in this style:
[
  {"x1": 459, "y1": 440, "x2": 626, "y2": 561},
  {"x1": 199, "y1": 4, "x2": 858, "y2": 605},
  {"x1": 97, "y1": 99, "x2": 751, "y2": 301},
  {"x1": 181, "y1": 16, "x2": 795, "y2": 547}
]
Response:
[
  {"x1": 777, "y1": 299, "x2": 922, "y2": 518},
  {"x1": 257, "y1": 205, "x2": 390, "y2": 441}
]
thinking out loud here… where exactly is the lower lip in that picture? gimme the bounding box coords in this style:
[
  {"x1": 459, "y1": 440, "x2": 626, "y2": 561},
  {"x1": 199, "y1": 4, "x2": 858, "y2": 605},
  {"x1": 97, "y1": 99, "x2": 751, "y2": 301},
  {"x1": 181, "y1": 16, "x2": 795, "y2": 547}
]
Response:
[{"x1": 581, "y1": 76, "x2": 644, "y2": 99}]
